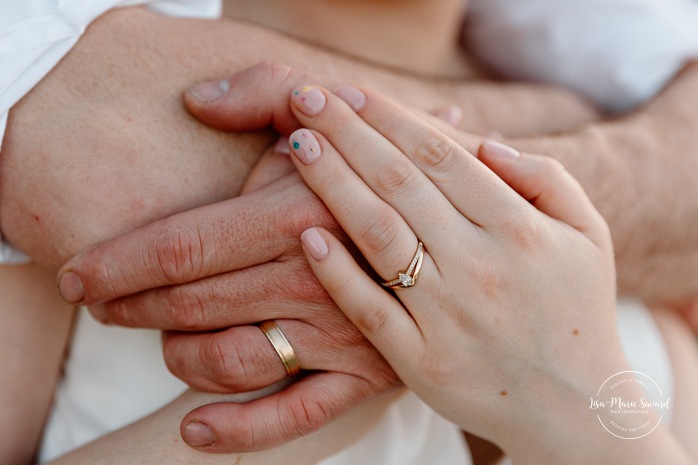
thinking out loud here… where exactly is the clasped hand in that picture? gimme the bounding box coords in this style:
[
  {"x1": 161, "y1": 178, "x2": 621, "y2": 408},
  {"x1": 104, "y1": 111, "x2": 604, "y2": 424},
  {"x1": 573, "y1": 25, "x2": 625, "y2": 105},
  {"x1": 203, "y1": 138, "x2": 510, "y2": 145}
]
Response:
[{"x1": 56, "y1": 64, "x2": 623, "y2": 458}]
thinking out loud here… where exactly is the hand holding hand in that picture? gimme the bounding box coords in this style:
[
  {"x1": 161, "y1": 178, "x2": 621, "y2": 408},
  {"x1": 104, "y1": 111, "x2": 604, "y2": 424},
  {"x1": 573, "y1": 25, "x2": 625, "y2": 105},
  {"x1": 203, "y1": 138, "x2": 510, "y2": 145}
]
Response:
[{"x1": 283, "y1": 83, "x2": 635, "y2": 462}]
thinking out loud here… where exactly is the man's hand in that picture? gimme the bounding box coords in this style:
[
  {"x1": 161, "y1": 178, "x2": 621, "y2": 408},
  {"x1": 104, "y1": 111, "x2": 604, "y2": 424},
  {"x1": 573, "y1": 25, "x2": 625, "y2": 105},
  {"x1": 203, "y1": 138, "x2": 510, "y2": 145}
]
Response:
[{"x1": 58, "y1": 172, "x2": 401, "y2": 451}]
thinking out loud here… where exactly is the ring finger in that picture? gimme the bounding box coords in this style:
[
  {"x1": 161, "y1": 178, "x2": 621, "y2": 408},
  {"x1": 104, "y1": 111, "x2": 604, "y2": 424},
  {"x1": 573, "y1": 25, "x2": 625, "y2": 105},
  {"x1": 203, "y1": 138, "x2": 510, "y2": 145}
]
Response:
[
  {"x1": 288, "y1": 85, "x2": 477, "y2": 267},
  {"x1": 288, "y1": 126, "x2": 443, "y2": 299},
  {"x1": 163, "y1": 318, "x2": 393, "y2": 393}
]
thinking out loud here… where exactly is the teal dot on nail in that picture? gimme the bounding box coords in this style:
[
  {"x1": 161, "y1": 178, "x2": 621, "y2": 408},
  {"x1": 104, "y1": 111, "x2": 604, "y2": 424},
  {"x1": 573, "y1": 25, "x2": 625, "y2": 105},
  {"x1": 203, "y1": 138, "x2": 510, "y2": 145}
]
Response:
[
  {"x1": 292, "y1": 141, "x2": 300, "y2": 149},
  {"x1": 293, "y1": 91, "x2": 299, "y2": 95}
]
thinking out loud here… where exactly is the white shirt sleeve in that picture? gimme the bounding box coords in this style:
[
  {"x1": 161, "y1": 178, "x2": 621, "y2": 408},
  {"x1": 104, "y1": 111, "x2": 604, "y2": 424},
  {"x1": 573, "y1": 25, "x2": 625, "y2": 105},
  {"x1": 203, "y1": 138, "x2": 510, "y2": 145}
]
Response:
[
  {"x1": 0, "y1": 0, "x2": 221, "y2": 264},
  {"x1": 465, "y1": 0, "x2": 698, "y2": 114}
]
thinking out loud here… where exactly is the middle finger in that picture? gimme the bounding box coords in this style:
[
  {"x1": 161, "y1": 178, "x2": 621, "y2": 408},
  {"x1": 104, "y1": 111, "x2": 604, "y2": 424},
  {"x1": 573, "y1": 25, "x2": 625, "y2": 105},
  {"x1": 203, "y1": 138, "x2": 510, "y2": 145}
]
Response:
[{"x1": 287, "y1": 85, "x2": 472, "y2": 269}]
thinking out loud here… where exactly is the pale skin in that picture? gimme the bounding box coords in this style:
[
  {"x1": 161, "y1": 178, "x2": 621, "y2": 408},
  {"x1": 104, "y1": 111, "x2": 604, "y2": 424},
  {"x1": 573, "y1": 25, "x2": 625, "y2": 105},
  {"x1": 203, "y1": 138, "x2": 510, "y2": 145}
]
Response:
[
  {"x1": 0, "y1": 5, "x2": 598, "y2": 463},
  {"x1": 284, "y1": 82, "x2": 696, "y2": 464},
  {"x1": 2, "y1": 0, "x2": 698, "y2": 462},
  {"x1": 54, "y1": 62, "x2": 698, "y2": 457}
]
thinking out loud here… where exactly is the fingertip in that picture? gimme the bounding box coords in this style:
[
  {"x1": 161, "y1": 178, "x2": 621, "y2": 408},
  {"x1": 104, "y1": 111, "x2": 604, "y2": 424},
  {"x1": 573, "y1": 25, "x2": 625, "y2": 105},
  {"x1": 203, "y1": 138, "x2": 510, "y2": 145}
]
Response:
[
  {"x1": 56, "y1": 270, "x2": 85, "y2": 305},
  {"x1": 188, "y1": 79, "x2": 230, "y2": 105},
  {"x1": 301, "y1": 228, "x2": 330, "y2": 262},
  {"x1": 182, "y1": 420, "x2": 217, "y2": 449},
  {"x1": 478, "y1": 139, "x2": 520, "y2": 160}
]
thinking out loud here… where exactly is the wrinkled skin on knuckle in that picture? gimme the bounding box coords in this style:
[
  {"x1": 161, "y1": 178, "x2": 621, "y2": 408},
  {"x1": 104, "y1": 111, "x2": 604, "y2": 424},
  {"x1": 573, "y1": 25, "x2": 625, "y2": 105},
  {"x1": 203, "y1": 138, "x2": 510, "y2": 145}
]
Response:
[
  {"x1": 374, "y1": 159, "x2": 421, "y2": 196},
  {"x1": 501, "y1": 211, "x2": 545, "y2": 252},
  {"x1": 200, "y1": 335, "x2": 249, "y2": 391},
  {"x1": 356, "y1": 208, "x2": 404, "y2": 258},
  {"x1": 286, "y1": 395, "x2": 327, "y2": 438},
  {"x1": 164, "y1": 285, "x2": 209, "y2": 331},
  {"x1": 253, "y1": 61, "x2": 293, "y2": 88},
  {"x1": 413, "y1": 133, "x2": 459, "y2": 172},
  {"x1": 151, "y1": 222, "x2": 207, "y2": 284},
  {"x1": 353, "y1": 305, "x2": 393, "y2": 342},
  {"x1": 275, "y1": 260, "x2": 333, "y2": 306},
  {"x1": 103, "y1": 299, "x2": 137, "y2": 327}
]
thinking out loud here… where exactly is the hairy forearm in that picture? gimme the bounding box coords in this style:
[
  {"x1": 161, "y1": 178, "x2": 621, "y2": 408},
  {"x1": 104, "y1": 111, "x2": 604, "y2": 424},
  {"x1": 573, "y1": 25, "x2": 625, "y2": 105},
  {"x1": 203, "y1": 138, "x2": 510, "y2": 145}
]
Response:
[{"x1": 509, "y1": 62, "x2": 698, "y2": 301}]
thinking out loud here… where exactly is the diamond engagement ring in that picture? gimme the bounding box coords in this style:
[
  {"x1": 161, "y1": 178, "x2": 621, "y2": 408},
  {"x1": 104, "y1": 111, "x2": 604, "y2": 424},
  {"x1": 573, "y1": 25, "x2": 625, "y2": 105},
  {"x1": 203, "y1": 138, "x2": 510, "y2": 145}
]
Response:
[{"x1": 380, "y1": 241, "x2": 424, "y2": 290}]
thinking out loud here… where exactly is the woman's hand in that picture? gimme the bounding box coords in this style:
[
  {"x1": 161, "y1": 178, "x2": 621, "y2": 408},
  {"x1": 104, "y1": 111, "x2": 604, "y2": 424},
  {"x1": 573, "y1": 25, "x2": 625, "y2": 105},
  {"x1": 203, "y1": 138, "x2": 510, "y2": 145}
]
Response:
[{"x1": 282, "y1": 84, "x2": 674, "y2": 463}]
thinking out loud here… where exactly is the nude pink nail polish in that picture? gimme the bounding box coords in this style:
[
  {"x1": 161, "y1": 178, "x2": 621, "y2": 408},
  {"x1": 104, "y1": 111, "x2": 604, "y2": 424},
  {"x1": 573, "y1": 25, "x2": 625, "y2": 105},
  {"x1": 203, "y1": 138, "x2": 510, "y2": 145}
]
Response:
[
  {"x1": 290, "y1": 129, "x2": 321, "y2": 164},
  {"x1": 291, "y1": 85, "x2": 327, "y2": 116},
  {"x1": 301, "y1": 228, "x2": 329, "y2": 261},
  {"x1": 481, "y1": 139, "x2": 520, "y2": 159}
]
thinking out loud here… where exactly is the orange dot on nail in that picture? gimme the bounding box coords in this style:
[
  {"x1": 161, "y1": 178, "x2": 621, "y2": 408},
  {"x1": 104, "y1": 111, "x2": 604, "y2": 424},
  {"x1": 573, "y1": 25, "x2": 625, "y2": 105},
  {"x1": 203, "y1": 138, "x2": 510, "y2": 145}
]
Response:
[
  {"x1": 500, "y1": 390, "x2": 508, "y2": 397},
  {"x1": 573, "y1": 329, "x2": 580, "y2": 336}
]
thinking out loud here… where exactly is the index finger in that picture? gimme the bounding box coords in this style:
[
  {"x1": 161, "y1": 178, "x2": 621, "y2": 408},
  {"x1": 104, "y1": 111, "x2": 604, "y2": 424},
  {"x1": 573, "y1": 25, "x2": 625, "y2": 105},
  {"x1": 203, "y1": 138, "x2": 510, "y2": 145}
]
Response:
[{"x1": 56, "y1": 175, "x2": 322, "y2": 305}]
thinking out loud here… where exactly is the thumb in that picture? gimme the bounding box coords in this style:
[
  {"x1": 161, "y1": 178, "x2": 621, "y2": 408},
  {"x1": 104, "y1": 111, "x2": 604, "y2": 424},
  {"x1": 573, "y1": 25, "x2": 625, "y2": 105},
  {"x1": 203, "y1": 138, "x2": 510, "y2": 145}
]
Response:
[{"x1": 185, "y1": 62, "x2": 335, "y2": 135}]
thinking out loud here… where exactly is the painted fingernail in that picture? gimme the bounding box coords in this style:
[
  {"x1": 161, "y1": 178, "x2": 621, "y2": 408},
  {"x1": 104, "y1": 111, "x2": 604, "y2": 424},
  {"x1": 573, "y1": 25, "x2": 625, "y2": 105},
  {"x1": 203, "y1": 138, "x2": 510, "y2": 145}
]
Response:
[
  {"x1": 290, "y1": 129, "x2": 321, "y2": 164},
  {"x1": 183, "y1": 421, "x2": 216, "y2": 448},
  {"x1": 481, "y1": 139, "x2": 520, "y2": 159},
  {"x1": 291, "y1": 85, "x2": 326, "y2": 116},
  {"x1": 335, "y1": 85, "x2": 366, "y2": 111},
  {"x1": 190, "y1": 79, "x2": 229, "y2": 103},
  {"x1": 273, "y1": 137, "x2": 291, "y2": 155},
  {"x1": 301, "y1": 228, "x2": 329, "y2": 261},
  {"x1": 57, "y1": 271, "x2": 84, "y2": 304}
]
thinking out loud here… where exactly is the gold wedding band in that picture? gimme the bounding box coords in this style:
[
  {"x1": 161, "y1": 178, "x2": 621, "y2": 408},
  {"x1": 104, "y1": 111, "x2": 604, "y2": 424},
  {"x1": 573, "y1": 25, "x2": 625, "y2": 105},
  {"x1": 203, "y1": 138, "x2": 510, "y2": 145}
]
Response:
[
  {"x1": 259, "y1": 320, "x2": 301, "y2": 377},
  {"x1": 380, "y1": 241, "x2": 424, "y2": 290}
]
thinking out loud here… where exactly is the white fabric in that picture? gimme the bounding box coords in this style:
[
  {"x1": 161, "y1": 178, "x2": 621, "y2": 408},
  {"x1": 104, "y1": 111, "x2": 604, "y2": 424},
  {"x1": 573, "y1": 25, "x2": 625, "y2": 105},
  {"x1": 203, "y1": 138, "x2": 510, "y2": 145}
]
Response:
[
  {"x1": 0, "y1": 0, "x2": 220, "y2": 263},
  {"x1": 40, "y1": 301, "x2": 674, "y2": 463},
  {"x1": 40, "y1": 309, "x2": 472, "y2": 464},
  {"x1": 466, "y1": 0, "x2": 698, "y2": 113},
  {"x1": 616, "y1": 299, "x2": 674, "y2": 425}
]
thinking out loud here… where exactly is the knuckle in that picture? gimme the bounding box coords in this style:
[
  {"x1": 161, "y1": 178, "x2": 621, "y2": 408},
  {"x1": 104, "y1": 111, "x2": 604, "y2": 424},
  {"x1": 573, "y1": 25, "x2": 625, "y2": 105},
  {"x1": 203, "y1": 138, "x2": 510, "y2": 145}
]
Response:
[
  {"x1": 201, "y1": 336, "x2": 248, "y2": 389},
  {"x1": 353, "y1": 305, "x2": 392, "y2": 339},
  {"x1": 356, "y1": 208, "x2": 404, "y2": 257},
  {"x1": 413, "y1": 133, "x2": 459, "y2": 172},
  {"x1": 504, "y1": 213, "x2": 544, "y2": 251},
  {"x1": 164, "y1": 286, "x2": 208, "y2": 330},
  {"x1": 252, "y1": 61, "x2": 293, "y2": 88},
  {"x1": 101, "y1": 300, "x2": 133, "y2": 326},
  {"x1": 539, "y1": 156, "x2": 567, "y2": 178},
  {"x1": 286, "y1": 396, "x2": 327, "y2": 437},
  {"x1": 469, "y1": 256, "x2": 505, "y2": 302},
  {"x1": 419, "y1": 356, "x2": 458, "y2": 388},
  {"x1": 151, "y1": 222, "x2": 205, "y2": 284},
  {"x1": 374, "y1": 159, "x2": 421, "y2": 195}
]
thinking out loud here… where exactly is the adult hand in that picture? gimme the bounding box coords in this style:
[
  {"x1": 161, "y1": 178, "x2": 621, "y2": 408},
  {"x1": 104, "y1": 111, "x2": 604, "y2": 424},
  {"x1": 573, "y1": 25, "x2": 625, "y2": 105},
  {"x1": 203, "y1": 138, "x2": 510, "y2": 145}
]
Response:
[
  {"x1": 283, "y1": 84, "x2": 644, "y2": 462},
  {"x1": 57, "y1": 168, "x2": 400, "y2": 452},
  {"x1": 185, "y1": 63, "x2": 482, "y2": 150}
]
